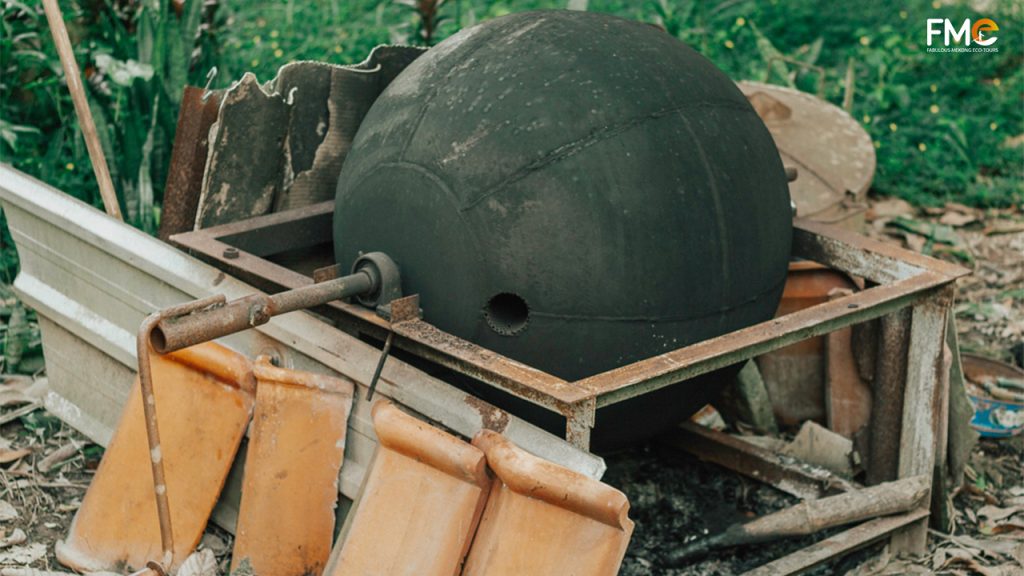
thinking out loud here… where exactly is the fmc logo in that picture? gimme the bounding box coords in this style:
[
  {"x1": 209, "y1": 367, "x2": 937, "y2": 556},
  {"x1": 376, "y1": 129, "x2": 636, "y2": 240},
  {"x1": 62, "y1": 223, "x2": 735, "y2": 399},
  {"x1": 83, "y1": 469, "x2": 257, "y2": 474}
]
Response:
[{"x1": 927, "y1": 18, "x2": 999, "y2": 52}]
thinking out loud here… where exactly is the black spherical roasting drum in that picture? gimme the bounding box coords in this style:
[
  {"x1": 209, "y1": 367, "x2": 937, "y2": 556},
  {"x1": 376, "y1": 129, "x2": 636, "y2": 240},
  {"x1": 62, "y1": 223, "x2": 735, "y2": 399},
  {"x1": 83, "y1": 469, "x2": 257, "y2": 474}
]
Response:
[{"x1": 334, "y1": 11, "x2": 793, "y2": 447}]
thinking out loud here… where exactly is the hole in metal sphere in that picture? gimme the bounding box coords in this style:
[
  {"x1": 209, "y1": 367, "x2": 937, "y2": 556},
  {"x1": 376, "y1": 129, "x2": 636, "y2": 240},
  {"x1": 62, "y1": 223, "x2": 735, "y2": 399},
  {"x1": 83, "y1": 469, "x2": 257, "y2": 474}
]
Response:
[{"x1": 484, "y1": 293, "x2": 530, "y2": 336}]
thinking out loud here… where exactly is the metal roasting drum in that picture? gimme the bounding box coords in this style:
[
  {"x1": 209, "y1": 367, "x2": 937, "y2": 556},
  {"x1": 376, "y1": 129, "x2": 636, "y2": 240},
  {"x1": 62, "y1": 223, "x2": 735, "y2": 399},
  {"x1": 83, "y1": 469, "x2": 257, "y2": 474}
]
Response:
[{"x1": 333, "y1": 11, "x2": 793, "y2": 446}]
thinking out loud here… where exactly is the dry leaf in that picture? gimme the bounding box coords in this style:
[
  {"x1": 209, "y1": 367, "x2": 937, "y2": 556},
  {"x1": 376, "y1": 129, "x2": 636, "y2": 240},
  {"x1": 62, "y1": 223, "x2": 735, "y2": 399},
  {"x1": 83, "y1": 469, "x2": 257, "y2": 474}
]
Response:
[
  {"x1": 979, "y1": 504, "x2": 1024, "y2": 522},
  {"x1": 940, "y1": 211, "x2": 978, "y2": 227},
  {"x1": 178, "y1": 549, "x2": 219, "y2": 576},
  {"x1": 905, "y1": 233, "x2": 927, "y2": 253},
  {"x1": 0, "y1": 529, "x2": 25, "y2": 549},
  {"x1": 0, "y1": 501, "x2": 16, "y2": 522},
  {"x1": 984, "y1": 220, "x2": 1024, "y2": 235},
  {"x1": 0, "y1": 543, "x2": 47, "y2": 565},
  {"x1": 0, "y1": 448, "x2": 30, "y2": 465},
  {"x1": 869, "y1": 197, "x2": 916, "y2": 220}
]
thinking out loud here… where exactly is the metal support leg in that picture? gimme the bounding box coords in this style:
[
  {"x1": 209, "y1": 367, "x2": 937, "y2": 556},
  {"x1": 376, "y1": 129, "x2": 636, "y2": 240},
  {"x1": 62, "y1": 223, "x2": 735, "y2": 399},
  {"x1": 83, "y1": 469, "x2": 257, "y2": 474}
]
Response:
[{"x1": 565, "y1": 398, "x2": 596, "y2": 451}]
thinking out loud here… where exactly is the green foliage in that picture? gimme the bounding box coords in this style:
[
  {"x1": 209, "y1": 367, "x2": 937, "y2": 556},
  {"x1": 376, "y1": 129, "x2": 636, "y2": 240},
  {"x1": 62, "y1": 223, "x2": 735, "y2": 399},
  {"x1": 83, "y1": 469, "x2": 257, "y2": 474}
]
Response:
[
  {"x1": 633, "y1": 0, "x2": 1022, "y2": 208},
  {"x1": 1, "y1": 0, "x2": 216, "y2": 233},
  {"x1": 1, "y1": 0, "x2": 1021, "y2": 235}
]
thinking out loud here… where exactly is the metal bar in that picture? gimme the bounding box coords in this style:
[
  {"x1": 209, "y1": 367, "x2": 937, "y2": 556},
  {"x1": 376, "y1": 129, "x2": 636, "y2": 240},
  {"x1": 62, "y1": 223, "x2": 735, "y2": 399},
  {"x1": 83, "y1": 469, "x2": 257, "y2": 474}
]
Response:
[
  {"x1": 577, "y1": 273, "x2": 952, "y2": 407},
  {"x1": 170, "y1": 226, "x2": 577, "y2": 411},
  {"x1": 664, "y1": 423, "x2": 858, "y2": 500},
  {"x1": 742, "y1": 508, "x2": 929, "y2": 576},
  {"x1": 151, "y1": 272, "x2": 374, "y2": 354},
  {"x1": 866, "y1": 307, "x2": 912, "y2": 485},
  {"x1": 564, "y1": 398, "x2": 596, "y2": 450},
  {"x1": 217, "y1": 203, "x2": 333, "y2": 257},
  {"x1": 136, "y1": 295, "x2": 226, "y2": 569},
  {"x1": 890, "y1": 286, "x2": 953, "y2": 556}
]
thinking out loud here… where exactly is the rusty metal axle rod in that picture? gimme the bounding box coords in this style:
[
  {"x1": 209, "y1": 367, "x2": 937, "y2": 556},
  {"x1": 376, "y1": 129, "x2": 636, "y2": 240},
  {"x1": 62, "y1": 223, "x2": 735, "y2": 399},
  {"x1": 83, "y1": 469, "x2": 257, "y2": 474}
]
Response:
[{"x1": 151, "y1": 252, "x2": 398, "y2": 354}]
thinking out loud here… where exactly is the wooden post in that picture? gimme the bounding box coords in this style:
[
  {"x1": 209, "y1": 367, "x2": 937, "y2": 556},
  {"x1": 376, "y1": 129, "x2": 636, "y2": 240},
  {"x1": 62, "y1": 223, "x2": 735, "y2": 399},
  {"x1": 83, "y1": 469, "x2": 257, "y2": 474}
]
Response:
[
  {"x1": 866, "y1": 307, "x2": 911, "y2": 485},
  {"x1": 41, "y1": 0, "x2": 122, "y2": 220},
  {"x1": 890, "y1": 286, "x2": 953, "y2": 556}
]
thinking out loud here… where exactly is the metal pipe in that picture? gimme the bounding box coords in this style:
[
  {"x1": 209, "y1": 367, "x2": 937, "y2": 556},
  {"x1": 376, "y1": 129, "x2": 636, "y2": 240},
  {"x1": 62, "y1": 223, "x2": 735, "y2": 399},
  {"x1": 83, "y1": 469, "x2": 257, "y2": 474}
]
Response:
[
  {"x1": 136, "y1": 294, "x2": 226, "y2": 569},
  {"x1": 151, "y1": 271, "x2": 376, "y2": 354}
]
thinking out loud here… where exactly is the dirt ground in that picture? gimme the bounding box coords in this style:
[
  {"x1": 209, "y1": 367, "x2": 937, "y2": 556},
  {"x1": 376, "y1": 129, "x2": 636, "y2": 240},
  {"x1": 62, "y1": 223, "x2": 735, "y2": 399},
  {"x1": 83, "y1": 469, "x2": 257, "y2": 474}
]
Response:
[{"x1": 0, "y1": 197, "x2": 1020, "y2": 575}]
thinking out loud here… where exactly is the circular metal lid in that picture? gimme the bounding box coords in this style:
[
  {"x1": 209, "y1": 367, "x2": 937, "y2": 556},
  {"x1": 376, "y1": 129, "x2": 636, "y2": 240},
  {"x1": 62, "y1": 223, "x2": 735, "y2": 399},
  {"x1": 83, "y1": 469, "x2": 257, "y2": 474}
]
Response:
[{"x1": 738, "y1": 81, "x2": 876, "y2": 219}]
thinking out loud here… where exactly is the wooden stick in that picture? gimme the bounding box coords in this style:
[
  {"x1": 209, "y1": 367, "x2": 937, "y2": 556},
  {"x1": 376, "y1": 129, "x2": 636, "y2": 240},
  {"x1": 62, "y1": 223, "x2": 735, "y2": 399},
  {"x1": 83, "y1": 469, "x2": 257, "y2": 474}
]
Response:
[
  {"x1": 665, "y1": 474, "x2": 930, "y2": 565},
  {"x1": 41, "y1": 0, "x2": 122, "y2": 220},
  {"x1": 742, "y1": 508, "x2": 929, "y2": 576}
]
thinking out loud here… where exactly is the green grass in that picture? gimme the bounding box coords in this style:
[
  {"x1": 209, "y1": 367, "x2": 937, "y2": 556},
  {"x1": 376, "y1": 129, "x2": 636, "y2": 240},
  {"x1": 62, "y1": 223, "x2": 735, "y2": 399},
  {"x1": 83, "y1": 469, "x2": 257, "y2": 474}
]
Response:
[{"x1": 1, "y1": 0, "x2": 1021, "y2": 247}]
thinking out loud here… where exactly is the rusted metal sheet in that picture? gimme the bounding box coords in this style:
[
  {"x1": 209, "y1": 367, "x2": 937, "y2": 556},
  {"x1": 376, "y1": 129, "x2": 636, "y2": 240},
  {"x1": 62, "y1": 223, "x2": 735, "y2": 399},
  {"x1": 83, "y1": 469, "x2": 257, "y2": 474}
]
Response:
[
  {"x1": 326, "y1": 401, "x2": 491, "y2": 576},
  {"x1": 231, "y1": 358, "x2": 353, "y2": 576},
  {"x1": 158, "y1": 86, "x2": 220, "y2": 240},
  {"x1": 56, "y1": 343, "x2": 254, "y2": 573},
  {"x1": 463, "y1": 430, "x2": 633, "y2": 576},
  {"x1": 825, "y1": 288, "x2": 873, "y2": 438},
  {"x1": 195, "y1": 47, "x2": 424, "y2": 228},
  {"x1": 664, "y1": 422, "x2": 857, "y2": 500},
  {"x1": 738, "y1": 81, "x2": 875, "y2": 229}
]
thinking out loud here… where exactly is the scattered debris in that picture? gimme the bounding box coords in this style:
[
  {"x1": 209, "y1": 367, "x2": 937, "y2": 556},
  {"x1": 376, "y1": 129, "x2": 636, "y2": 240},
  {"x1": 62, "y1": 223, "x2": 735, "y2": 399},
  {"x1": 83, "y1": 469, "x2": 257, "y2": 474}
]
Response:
[
  {"x1": 782, "y1": 421, "x2": 855, "y2": 477},
  {"x1": 0, "y1": 529, "x2": 27, "y2": 548},
  {"x1": 0, "y1": 500, "x2": 18, "y2": 522},
  {"x1": 36, "y1": 442, "x2": 81, "y2": 474},
  {"x1": 177, "y1": 549, "x2": 219, "y2": 576}
]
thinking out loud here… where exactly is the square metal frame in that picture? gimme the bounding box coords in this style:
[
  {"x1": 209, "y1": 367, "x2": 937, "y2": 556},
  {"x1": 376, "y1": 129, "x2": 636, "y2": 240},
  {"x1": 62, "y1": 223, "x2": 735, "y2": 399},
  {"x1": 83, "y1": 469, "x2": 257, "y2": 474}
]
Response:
[{"x1": 172, "y1": 202, "x2": 968, "y2": 559}]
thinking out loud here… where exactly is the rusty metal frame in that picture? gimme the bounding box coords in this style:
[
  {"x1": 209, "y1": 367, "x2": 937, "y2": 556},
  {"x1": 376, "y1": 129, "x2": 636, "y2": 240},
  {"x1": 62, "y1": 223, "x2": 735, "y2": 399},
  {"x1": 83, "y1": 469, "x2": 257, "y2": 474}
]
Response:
[
  {"x1": 171, "y1": 201, "x2": 968, "y2": 561},
  {"x1": 171, "y1": 203, "x2": 965, "y2": 446}
]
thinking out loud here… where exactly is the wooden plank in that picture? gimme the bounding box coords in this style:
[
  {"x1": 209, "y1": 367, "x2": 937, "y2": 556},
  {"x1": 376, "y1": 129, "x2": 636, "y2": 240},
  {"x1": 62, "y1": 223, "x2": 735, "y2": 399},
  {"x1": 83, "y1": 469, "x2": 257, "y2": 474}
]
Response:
[
  {"x1": 866, "y1": 308, "x2": 911, "y2": 485},
  {"x1": 664, "y1": 423, "x2": 859, "y2": 500},
  {"x1": 742, "y1": 508, "x2": 929, "y2": 576},
  {"x1": 890, "y1": 287, "x2": 952, "y2": 555},
  {"x1": 793, "y1": 219, "x2": 968, "y2": 284}
]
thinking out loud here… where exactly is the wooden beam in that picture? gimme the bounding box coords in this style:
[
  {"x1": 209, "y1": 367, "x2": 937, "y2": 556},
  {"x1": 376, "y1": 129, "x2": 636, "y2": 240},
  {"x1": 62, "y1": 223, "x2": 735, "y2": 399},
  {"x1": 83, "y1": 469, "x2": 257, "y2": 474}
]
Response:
[
  {"x1": 890, "y1": 286, "x2": 952, "y2": 555},
  {"x1": 41, "y1": 0, "x2": 121, "y2": 220},
  {"x1": 664, "y1": 423, "x2": 858, "y2": 501}
]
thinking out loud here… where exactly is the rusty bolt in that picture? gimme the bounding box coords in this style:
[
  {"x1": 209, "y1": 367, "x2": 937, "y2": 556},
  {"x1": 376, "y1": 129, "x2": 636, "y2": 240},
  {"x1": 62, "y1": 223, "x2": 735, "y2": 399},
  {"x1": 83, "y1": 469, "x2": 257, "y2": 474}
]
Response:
[{"x1": 223, "y1": 247, "x2": 240, "y2": 259}]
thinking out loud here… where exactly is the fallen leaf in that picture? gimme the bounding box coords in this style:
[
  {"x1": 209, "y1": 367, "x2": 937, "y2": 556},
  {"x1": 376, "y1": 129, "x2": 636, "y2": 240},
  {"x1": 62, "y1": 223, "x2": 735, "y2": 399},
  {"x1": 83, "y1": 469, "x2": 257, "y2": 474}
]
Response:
[
  {"x1": 979, "y1": 504, "x2": 1024, "y2": 522},
  {"x1": 940, "y1": 211, "x2": 978, "y2": 227},
  {"x1": 985, "y1": 220, "x2": 1024, "y2": 235},
  {"x1": 0, "y1": 542, "x2": 46, "y2": 565},
  {"x1": 0, "y1": 529, "x2": 25, "y2": 549},
  {"x1": 0, "y1": 448, "x2": 30, "y2": 465},
  {"x1": 869, "y1": 197, "x2": 916, "y2": 220},
  {"x1": 0, "y1": 501, "x2": 16, "y2": 522},
  {"x1": 178, "y1": 548, "x2": 219, "y2": 576}
]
